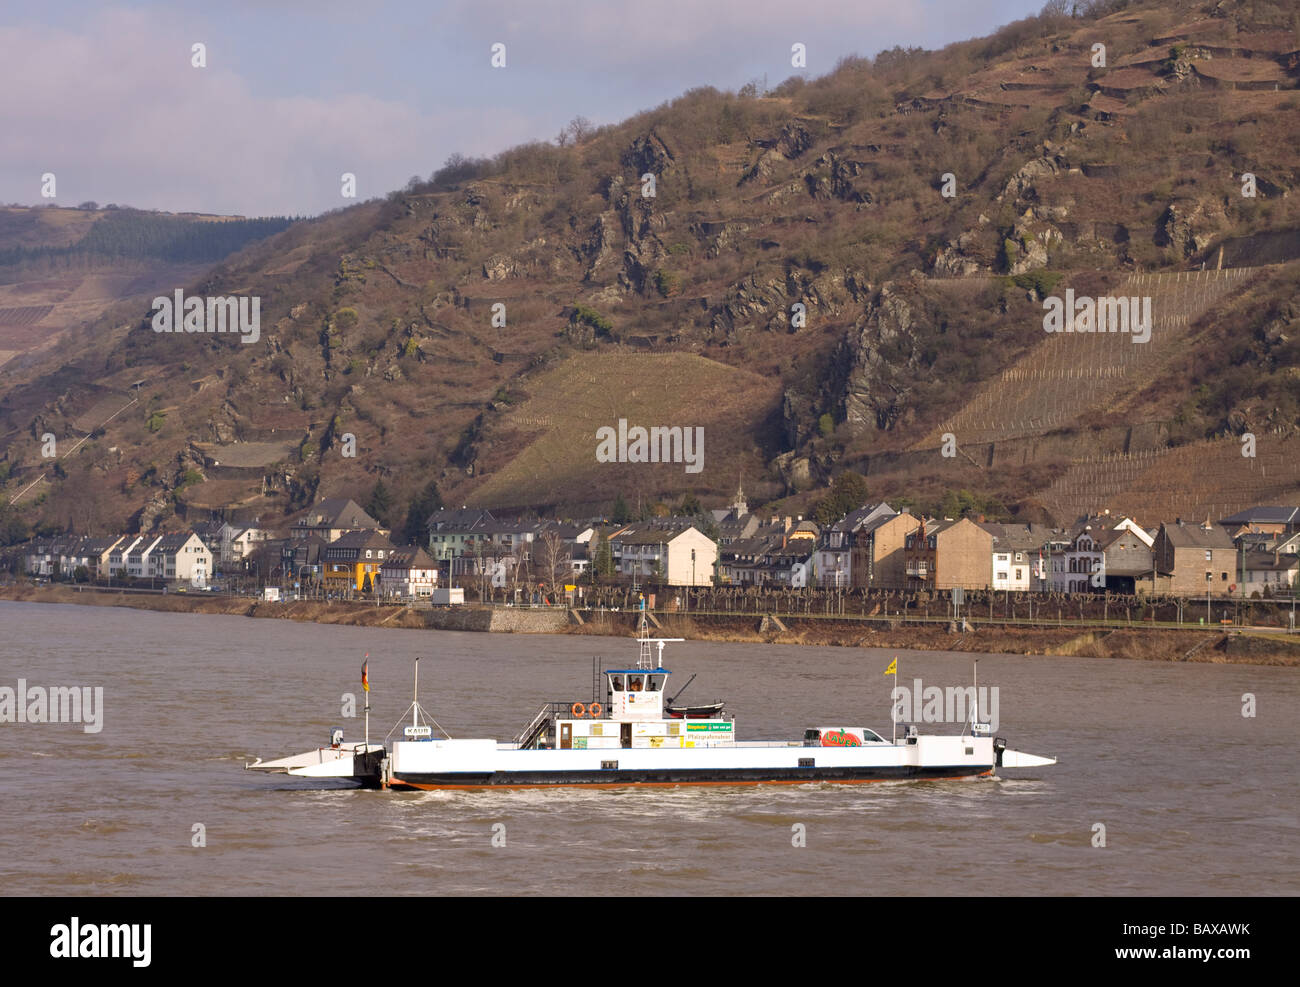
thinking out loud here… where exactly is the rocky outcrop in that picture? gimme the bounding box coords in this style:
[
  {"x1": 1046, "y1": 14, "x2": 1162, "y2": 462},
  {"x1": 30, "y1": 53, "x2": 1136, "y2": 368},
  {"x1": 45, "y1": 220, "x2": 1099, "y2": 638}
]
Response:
[
  {"x1": 482, "y1": 253, "x2": 523, "y2": 280},
  {"x1": 1164, "y1": 46, "x2": 1211, "y2": 82},
  {"x1": 741, "y1": 120, "x2": 817, "y2": 185},
  {"x1": 135, "y1": 492, "x2": 172, "y2": 533},
  {"x1": 709, "y1": 273, "x2": 790, "y2": 338},
  {"x1": 580, "y1": 213, "x2": 619, "y2": 281},
  {"x1": 1156, "y1": 199, "x2": 1227, "y2": 258},
  {"x1": 621, "y1": 132, "x2": 675, "y2": 177},
  {"x1": 836, "y1": 284, "x2": 926, "y2": 434},
  {"x1": 802, "y1": 152, "x2": 872, "y2": 203},
  {"x1": 999, "y1": 141, "x2": 1070, "y2": 202},
  {"x1": 932, "y1": 228, "x2": 991, "y2": 277},
  {"x1": 1002, "y1": 211, "x2": 1064, "y2": 275},
  {"x1": 772, "y1": 449, "x2": 813, "y2": 493}
]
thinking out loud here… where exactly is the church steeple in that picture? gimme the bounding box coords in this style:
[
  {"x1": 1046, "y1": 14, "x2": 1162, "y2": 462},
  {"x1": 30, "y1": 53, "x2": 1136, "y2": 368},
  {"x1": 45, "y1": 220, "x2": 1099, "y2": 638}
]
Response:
[{"x1": 730, "y1": 478, "x2": 747, "y2": 516}]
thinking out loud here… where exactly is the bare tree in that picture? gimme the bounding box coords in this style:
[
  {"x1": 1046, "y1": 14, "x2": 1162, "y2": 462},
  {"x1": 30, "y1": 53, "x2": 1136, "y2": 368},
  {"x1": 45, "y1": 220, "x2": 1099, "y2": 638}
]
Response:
[
  {"x1": 536, "y1": 530, "x2": 571, "y2": 603},
  {"x1": 565, "y1": 116, "x2": 594, "y2": 145}
]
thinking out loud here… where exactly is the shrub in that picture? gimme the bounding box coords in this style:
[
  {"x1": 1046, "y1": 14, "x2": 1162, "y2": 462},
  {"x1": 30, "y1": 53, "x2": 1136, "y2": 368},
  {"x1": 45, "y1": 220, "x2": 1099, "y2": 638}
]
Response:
[
  {"x1": 653, "y1": 270, "x2": 682, "y2": 297},
  {"x1": 572, "y1": 305, "x2": 613, "y2": 332}
]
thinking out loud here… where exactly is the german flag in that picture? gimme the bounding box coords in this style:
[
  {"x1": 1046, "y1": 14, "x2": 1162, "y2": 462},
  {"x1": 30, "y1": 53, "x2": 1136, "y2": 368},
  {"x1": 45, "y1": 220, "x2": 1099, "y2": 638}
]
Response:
[{"x1": 362, "y1": 654, "x2": 369, "y2": 693}]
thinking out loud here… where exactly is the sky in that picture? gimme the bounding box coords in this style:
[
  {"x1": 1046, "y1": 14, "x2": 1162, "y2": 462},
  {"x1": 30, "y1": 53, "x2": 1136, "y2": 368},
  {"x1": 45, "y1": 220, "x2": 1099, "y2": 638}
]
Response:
[{"x1": 2, "y1": 0, "x2": 1049, "y2": 217}]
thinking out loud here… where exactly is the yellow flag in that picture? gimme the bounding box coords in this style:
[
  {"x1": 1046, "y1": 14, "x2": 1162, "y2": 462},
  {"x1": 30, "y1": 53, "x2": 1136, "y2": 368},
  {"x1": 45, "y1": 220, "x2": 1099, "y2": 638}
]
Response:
[{"x1": 884, "y1": 658, "x2": 897, "y2": 676}]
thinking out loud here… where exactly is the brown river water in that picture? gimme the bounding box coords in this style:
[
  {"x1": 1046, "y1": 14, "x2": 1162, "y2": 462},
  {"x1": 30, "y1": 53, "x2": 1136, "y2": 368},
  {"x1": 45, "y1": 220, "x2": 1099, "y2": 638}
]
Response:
[{"x1": 1, "y1": 600, "x2": 1297, "y2": 896}]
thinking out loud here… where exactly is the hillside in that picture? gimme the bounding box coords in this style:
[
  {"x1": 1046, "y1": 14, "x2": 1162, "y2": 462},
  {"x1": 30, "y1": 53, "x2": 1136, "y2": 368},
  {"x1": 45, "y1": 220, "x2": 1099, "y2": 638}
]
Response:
[
  {"x1": 0, "y1": 205, "x2": 293, "y2": 373},
  {"x1": 2, "y1": 0, "x2": 1299, "y2": 539}
]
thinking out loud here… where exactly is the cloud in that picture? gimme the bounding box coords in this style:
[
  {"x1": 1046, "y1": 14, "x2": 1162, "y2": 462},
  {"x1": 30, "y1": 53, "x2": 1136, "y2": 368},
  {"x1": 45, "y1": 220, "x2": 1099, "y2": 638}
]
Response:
[
  {"x1": 0, "y1": 8, "x2": 532, "y2": 215},
  {"x1": 436, "y1": 0, "x2": 988, "y2": 74},
  {"x1": 1, "y1": 1, "x2": 1045, "y2": 215}
]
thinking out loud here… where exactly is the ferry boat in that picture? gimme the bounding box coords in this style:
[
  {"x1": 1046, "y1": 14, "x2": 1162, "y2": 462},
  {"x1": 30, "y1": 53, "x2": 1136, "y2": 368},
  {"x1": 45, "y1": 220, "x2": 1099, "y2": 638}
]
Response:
[{"x1": 248, "y1": 608, "x2": 1055, "y2": 789}]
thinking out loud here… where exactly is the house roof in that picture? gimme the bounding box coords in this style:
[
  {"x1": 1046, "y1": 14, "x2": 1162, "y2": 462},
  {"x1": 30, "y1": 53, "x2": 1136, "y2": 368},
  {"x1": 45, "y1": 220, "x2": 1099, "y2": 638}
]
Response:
[
  {"x1": 478, "y1": 518, "x2": 547, "y2": 536},
  {"x1": 280, "y1": 537, "x2": 326, "y2": 564},
  {"x1": 1242, "y1": 550, "x2": 1300, "y2": 572},
  {"x1": 1219, "y1": 506, "x2": 1300, "y2": 526},
  {"x1": 613, "y1": 524, "x2": 707, "y2": 546},
  {"x1": 68, "y1": 536, "x2": 121, "y2": 554},
  {"x1": 834, "y1": 503, "x2": 896, "y2": 532},
  {"x1": 325, "y1": 530, "x2": 397, "y2": 553},
  {"x1": 426, "y1": 507, "x2": 495, "y2": 531},
  {"x1": 296, "y1": 498, "x2": 382, "y2": 531},
  {"x1": 382, "y1": 547, "x2": 437, "y2": 569},
  {"x1": 1160, "y1": 522, "x2": 1235, "y2": 550},
  {"x1": 540, "y1": 521, "x2": 592, "y2": 540},
  {"x1": 721, "y1": 534, "x2": 782, "y2": 557},
  {"x1": 979, "y1": 522, "x2": 1054, "y2": 552},
  {"x1": 152, "y1": 531, "x2": 201, "y2": 551},
  {"x1": 716, "y1": 514, "x2": 758, "y2": 537}
]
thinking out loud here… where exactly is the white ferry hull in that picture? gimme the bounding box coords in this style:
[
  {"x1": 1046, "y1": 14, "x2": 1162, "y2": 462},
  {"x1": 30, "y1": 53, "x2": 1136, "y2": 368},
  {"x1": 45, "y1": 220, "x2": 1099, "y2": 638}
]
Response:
[{"x1": 383, "y1": 735, "x2": 1047, "y2": 789}]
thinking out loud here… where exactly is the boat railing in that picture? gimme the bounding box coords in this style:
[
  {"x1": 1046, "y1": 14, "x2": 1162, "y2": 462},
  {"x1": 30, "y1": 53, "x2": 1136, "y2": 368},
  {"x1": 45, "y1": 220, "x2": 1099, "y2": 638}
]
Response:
[{"x1": 514, "y1": 700, "x2": 602, "y2": 748}]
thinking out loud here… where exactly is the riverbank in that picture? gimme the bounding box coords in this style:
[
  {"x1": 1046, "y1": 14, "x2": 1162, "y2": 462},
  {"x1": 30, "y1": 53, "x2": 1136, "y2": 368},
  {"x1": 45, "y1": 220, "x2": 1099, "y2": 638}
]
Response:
[{"x1": 4, "y1": 584, "x2": 1299, "y2": 666}]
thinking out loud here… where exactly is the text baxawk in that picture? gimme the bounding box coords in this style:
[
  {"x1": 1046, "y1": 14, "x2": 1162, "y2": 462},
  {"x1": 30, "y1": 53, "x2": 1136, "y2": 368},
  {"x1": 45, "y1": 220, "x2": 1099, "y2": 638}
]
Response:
[
  {"x1": 1043, "y1": 289, "x2": 1152, "y2": 344},
  {"x1": 595, "y1": 419, "x2": 704, "y2": 474},
  {"x1": 151, "y1": 289, "x2": 260, "y2": 344},
  {"x1": 50, "y1": 917, "x2": 151, "y2": 967}
]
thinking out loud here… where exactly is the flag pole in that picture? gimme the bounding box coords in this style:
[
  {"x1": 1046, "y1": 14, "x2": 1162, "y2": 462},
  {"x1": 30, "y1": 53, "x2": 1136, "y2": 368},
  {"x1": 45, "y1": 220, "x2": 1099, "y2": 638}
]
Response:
[
  {"x1": 885, "y1": 656, "x2": 898, "y2": 745},
  {"x1": 363, "y1": 653, "x2": 370, "y2": 750}
]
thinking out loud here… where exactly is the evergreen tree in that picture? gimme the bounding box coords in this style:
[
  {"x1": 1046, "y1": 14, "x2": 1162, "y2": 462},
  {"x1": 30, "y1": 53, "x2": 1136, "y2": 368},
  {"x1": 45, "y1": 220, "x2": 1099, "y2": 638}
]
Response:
[
  {"x1": 401, "y1": 480, "x2": 443, "y2": 545},
  {"x1": 812, "y1": 471, "x2": 870, "y2": 526},
  {"x1": 594, "y1": 534, "x2": 614, "y2": 579},
  {"x1": 366, "y1": 479, "x2": 395, "y2": 528},
  {"x1": 612, "y1": 493, "x2": 631, "y2": 523}
]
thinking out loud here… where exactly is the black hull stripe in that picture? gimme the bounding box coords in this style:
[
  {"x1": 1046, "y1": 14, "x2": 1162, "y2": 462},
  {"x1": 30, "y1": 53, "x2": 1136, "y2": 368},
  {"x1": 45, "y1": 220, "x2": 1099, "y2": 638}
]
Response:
[{"x1": 390, "y1": 764, "x2": 993, "y2": 788}]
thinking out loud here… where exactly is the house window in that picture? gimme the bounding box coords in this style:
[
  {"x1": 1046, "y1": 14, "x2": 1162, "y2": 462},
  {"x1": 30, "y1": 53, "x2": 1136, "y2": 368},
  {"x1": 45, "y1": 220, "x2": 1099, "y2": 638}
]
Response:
[{"x1": 1015, "y1": 568, "x2": 1023, "y2": 580}]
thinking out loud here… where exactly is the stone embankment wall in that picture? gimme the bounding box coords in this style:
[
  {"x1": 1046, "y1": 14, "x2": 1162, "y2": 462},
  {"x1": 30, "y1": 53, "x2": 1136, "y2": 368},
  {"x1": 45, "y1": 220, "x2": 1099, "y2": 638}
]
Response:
[{"x1": 422, "y1": 607, "x2": 571, "y2": 633}]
